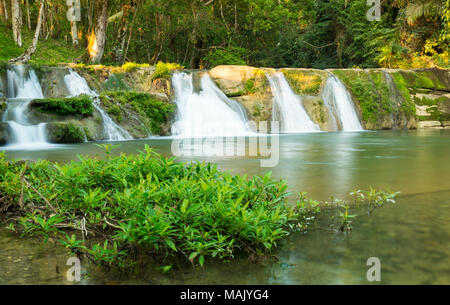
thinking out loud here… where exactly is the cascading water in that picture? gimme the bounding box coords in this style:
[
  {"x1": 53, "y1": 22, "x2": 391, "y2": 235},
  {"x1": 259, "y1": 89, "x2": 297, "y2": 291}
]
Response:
[
  {"x1": 267, "y1": 72, "x2": 320, "y2": 133},
  {"x1": 63, "y1": 69, "x2": 132, "y2": 141},
  {"x1": 2, "y1": 65, "x2": 48, "y2": 147},
  {"x1": 322, "y1": 74, "x2": 363, "y2": 131},
  {"x1": 171, "y1": 72, "x2": 253, "y2": 137}
]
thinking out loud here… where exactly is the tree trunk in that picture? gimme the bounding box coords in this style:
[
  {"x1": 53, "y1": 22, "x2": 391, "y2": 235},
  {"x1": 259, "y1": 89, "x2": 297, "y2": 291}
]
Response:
[
  {"x1": 25, "y1": 0, "x2": 30, "y2": 30},
  {"x1": 10, "y1": 0, "x2": 45, "y2": 63},
  {"x1": 0, "y1": 1, "x2": 4, "y2": 20},
  {"x1": 114, "y1": 4, "x2": 132, "y2": 64},
  {"x1": 1, "y1": 0, "x2": 8, "y2": 21},
  {"x1": 11, "y1": 0, "x2": 22, "y2": 46},
  {"x1": 89, "y1": 0, "x2": 109, "y2": 63},
  {"x1": 71, "y1": 20, "x2": 78, "y2": 47}
]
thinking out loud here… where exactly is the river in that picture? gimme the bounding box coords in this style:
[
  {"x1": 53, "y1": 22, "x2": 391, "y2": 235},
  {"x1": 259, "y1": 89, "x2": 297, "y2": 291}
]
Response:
[{"x1": 1, "y1": 129, "x2": 449, "y2": 284}]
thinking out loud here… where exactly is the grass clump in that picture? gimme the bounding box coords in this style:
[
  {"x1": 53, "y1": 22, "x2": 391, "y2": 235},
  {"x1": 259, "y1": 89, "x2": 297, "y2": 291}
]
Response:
[
  {"x1": 0, "y1": 145, "x2": 321, "y2": 268},
  {"x1": 31, "y1": 95, "x2": 94, "y2": 116},
  {"x1": 121, "y1": 62, "x2": 150, "y2": 72},
  {"x1": 101, "y1": 91, "x2": 174, "y2": 134},
  {"x1": 152, "y1": 62, "x2": 183, "y2": 80}
]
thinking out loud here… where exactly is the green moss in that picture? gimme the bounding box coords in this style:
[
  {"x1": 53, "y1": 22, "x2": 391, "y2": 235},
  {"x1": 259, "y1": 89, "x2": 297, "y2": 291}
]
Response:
[
  {"x1": 282, "y1": 70, "x2": 322, "y2": 95},
  {"x1": 391, "y1": 72, "x2": 416, "y2": 117},
  {"x1": 100, "y1": 91, "x2": 174, "y2": 134},
  {"x1": 31, "y1": 95, "x2": 94, "y2": 116},
  {"x1": 245, "y1": 78, "x2": 256, "y2": 94},
  {"x1": 313, "y1": 99, "x2": 326, "y2": 124},
  {"x1": 47, "y1": 122, "x2": 86, "y2": 143}
]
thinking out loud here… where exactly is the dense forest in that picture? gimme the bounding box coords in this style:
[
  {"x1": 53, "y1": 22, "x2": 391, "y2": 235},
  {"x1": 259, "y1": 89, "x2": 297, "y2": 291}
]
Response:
[{"x1": 0, "y1": 0, "x2": 449, "y2": 69}]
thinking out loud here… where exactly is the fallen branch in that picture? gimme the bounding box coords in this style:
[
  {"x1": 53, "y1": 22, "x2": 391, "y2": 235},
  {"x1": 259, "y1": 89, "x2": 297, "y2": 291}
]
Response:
[{"x1": 21, "y1": 176, "x2": 57, "y2": 213}]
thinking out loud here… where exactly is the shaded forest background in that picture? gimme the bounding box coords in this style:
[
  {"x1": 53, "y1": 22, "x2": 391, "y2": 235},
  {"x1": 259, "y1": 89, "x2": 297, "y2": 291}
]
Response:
[{"x1": 0, "y1": 0, "x2": 449, "y2": 69}]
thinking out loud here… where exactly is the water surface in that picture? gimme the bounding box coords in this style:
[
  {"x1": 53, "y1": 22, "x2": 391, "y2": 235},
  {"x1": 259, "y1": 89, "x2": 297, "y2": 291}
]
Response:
[{"x1": 1, "y1": 129, "x2": 449, "y2": 284}]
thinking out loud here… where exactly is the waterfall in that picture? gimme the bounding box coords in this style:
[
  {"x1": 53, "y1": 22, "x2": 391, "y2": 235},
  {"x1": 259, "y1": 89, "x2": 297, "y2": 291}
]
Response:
[
  {"x1": 322, "y1": 74, "x2": 363, "y2": 131},
  {"x1": 64, "y1": 69, "x2": 132, "y2": 141},
  {"x1": 267, "y1": 72, "x2": 320, "y2": 133},
  {"x1": 171, "y1": 72, "x2": 253, "y2": 137},
  {"x1": 2, "y1": 65, "x2": 48, "y2": 147}
]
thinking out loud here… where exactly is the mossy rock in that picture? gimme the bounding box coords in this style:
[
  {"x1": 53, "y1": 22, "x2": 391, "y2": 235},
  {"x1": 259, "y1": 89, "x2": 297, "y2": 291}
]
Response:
[
  {"x1": 331, "y1": 69, "x2": 417, "y2": 130},
  {"x1": 0, "y1": 97, "x2": 6, "y2": 116},
  {"x1": 46, "y1": 122, "x2": 87, "y2": 143},
  {"x1": 99, "y1": 91, "x2": 174, "y2": 137},
  {"x1": 396, "y1": 68, "x2": 449, "y2": 91},
  {"x1": 279, "y1": 68, "x2": 327, "y2": 96}
]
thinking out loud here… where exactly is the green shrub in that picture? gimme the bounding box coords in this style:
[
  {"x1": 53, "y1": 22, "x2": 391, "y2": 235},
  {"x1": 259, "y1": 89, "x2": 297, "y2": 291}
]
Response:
[
  {"x1": 152, "y1": 62, "x2": 183, "y2": 80},
  {"x1": 31, "y1": 95, "x2": 94, "y2": 116},
  {"x1": 0, "y1": 145, "x2": 321, "y2": 268},
  {"x1": 121, "y1": 62, "x2": 150, "y2": 72}
]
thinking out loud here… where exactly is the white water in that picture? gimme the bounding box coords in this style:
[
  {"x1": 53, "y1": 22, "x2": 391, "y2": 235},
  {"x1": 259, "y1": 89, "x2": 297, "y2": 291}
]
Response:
[
  {"x1": 171, "y1": 72, "x2": 253, "y2": 137},
  {"x1": 63, "y1": 69, "x2": 132, "y2": 141},
  {"x1": 322, "y1": 74, "x2": 363, "y2": 131},
  {"x1": 2, "y1": 65, "x2": 49, "y2": 147},
  {"x1": 268, "y1": 72, "x2": 320, "y2": 133}
]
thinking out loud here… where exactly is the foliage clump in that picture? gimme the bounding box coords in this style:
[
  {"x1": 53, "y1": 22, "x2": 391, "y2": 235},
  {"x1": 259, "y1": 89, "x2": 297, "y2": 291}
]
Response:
[
  {"x1": 31, "y1": 95, "x2": 94, "y2": 116},
  {"x1": 152, "y1": 62, "x2": 183, "y2": 80},
  {"x1": 0, "y1": 146, "x2": 320, "y2": 268}
]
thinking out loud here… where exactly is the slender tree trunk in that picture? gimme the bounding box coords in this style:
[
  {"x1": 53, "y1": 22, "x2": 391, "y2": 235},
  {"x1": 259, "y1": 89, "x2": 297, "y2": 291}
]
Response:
[
  {"x1": 89, "y1": 0, "x2": 109, "y2": 63},
  {"x1": 11, "y1": 0, "x2": 22, "y2": 46},
  {"x1": 114, "y1": 4, "x2": 131, "y2": 64},
  {"x1": 10, "y1": 0, "x2": 45, "y2": 63},
  {"x1": 71, "y1": 20, "x2": 78, "y2": 47},
  {"x1": 3, "y1": 0, "x2": 8, "y2": 20},
  {"x1": 25, "y1": 0, "x2": 30, "y2": 30}
]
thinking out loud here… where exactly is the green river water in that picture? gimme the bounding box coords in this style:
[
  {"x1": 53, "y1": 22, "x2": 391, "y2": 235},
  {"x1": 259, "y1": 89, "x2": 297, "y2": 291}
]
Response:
[{"x1": 1, "y1": 129, "x2": 449, "y2": 284}]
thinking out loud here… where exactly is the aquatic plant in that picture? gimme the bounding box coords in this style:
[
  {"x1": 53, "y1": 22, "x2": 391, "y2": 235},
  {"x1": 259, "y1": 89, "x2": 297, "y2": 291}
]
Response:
[{"x1": 0, "y1": 145, "x2": 320, "y2": 269}]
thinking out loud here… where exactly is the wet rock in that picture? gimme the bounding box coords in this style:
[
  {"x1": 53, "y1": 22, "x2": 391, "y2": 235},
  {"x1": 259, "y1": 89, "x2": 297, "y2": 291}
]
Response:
[
  {"x1": 38, "y1": 66, "x2": 71, "y2": 98},
  {"x1": 0, "y1": 122, "x2": 10, "y2": 145}
]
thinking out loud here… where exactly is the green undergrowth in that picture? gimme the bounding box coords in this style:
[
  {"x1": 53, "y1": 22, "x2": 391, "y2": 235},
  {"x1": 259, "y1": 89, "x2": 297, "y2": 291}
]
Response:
[
  {"x1": 31, "y1": 95, "x2": 94, "y2": 116},
  {"x1": 99, "y1": 91, "x2": 174, "y2": 134},
  {"x1": 0, "y1": 145, "x2": 321, "y2": 269},
  {"x1": 0, "y1": 23, "x2": 84, "y2": 65}
]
